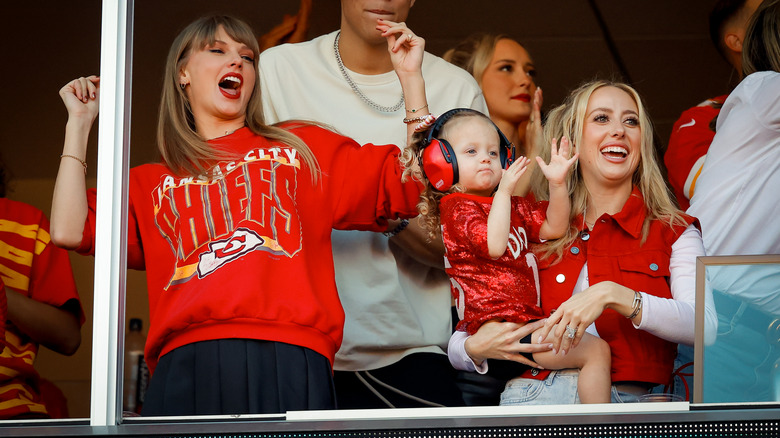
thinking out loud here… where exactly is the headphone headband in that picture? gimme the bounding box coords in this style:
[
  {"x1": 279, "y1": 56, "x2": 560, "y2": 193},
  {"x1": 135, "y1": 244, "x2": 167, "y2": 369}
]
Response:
[
  {"x1": 424, "y1": 108, "x2": 515, "y2": 163},
  {"x1": 420, "y1": 109, "x2": 516, "y2": 192}
]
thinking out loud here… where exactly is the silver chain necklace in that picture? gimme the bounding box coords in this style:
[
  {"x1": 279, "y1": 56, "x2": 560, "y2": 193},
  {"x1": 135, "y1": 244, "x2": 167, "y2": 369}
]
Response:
[{"x1": 334, "y1": 31, "x2": 404, "y2": 113}]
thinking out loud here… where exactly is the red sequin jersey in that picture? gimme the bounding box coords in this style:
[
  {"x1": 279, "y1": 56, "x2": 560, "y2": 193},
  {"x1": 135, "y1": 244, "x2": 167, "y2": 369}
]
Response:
[{"x1": 440, "y1": 193, "x2": 547, "y2": 335}]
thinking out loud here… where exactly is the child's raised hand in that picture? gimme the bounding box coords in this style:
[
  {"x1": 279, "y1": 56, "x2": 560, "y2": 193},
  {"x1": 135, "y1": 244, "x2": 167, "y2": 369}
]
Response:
[
  {"x1": 376, "y1": 19, "x2": 424, "y2": 77},
  {"x1": 536, "y1": 137, "x2": 578, "y2": 187},
  {"x1": 495, "y1": 156, "x2": 530, "y2": 196}
]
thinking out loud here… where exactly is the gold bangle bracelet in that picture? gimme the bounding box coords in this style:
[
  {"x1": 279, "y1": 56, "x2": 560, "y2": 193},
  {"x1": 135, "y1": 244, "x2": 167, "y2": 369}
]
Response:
[
  {"x1": 60, "y1": 154, "x2": 87, "y2": 175},
  {"x1": 405, "y1": 104, "x2": 428, "y2": 114}
]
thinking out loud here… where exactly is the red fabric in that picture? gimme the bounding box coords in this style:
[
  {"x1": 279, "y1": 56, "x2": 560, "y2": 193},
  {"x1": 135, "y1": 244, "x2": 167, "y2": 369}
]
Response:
[
  {"x1": 538, "y1": 188, "x2": 695, "y2": 385},
  {"x1": 664, "y1": 95, "x2": 726, "y2": 210},
  {"x1": 441, "y1": 193, "x2": 547, "y2": 335},
  {"x1": 0, "y1": 198, "x2": 82, "y2": 419},
  {"x1": 37, "y1": 378, "x2": 69, "y2": 419},
  {"x1": 78, "y1": 126, "x2": 421, "y2": 373},
  {"x1": 0, "y1": 278, "x2": 6, "y2": 341}
]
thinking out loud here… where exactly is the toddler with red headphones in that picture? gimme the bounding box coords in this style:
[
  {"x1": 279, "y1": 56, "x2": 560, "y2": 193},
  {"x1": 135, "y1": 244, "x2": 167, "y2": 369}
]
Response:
[{"x1": 401, "y1": 108, "x2": 611, "y2": 404}]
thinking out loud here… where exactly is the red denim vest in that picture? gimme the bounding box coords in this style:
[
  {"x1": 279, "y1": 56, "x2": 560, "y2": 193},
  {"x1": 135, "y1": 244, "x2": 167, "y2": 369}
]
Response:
[{"x1": 538, "y1": 187, "x2": 696, "y2": 385}]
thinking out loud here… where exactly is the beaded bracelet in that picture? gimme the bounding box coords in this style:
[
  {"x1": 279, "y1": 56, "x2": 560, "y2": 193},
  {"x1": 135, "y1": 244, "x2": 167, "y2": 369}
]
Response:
[
  {"x1": 383, "y1": 219, "x2": 409, "y2": 238},
  {"x1": 413, "y1": 114, "x2": 437, "y2": 132},
  {"x1": 403, "y1": 115, "x2": 429, "y2": 124}
]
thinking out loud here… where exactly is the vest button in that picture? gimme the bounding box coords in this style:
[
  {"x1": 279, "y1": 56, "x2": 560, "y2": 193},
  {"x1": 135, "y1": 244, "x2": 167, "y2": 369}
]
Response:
[
  {"x1": 571, "y1": 246, "x2": 580, "y2": 255},
  {"x1": 556, "y1": 274, "x2": 566, "y2": 283},
  {"x1": 531, "y1": 369, "x2": 539, "y2": 376},
  {"x1": 649, "y1": 263, "x2": 659, "y2": 271},
  {"x1": 580, "y1": 231, "x2": 590, "y2": 241}
]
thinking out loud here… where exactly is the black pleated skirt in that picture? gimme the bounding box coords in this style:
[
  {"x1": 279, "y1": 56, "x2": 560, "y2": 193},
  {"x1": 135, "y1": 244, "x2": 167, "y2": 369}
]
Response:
[{"x1": 141, "y1": 339, "x2": 335, "y2": 416}]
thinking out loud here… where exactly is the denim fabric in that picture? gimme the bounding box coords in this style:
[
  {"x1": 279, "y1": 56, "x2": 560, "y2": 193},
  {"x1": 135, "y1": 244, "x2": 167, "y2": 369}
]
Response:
[
  {"x1": 499, "y1": 369, "x2": 644, "y2": 405},
  {"x1": 702, "y1": 302, "x2": 779, "y2": 402},
  {"x1": 670, "y1": 344, "x2": 694, "y2": 401},
  {"x1": 500, "y1": 370, "x2": 580, "y2": 405}
]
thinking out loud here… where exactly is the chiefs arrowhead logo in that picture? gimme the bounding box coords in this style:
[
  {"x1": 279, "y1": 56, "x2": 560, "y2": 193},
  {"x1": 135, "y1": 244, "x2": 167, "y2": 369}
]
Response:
[{"x1": 197, "y1": 228, "x2": 265, "y2": 278}]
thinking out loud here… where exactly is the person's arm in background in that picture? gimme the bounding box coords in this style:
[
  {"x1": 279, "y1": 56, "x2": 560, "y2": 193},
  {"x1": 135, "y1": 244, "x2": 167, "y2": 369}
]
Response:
[
  {"x1": 387, "y1": 219, "x2": 445, "y2": 268},
  {"x1": 1, "y1": 209, "x2": 83, "y2": 356},
  {"x1": 379, "y1": 20, "x2": 446, "y2": 268},
  {"x1": 515, "y1": 87, "x2": 544, "y2": 197},
  {"x1": 258, "y1": 0, "x2": 312, "y2": 53},
  {"x1": 4, "y1": 286, "x2": 80, "y2": 355}
]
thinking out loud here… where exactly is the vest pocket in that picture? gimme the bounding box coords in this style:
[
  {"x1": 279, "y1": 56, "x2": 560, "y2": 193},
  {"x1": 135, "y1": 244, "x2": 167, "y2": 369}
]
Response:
[{"x1": 616, "y1": 250, "x2": 671, "y2": 277}]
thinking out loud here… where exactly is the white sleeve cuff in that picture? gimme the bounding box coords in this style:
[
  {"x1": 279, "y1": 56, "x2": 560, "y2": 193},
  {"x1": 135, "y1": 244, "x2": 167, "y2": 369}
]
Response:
[{"x1": 448, "y1": 330, "x2": 488, "y2": 374}]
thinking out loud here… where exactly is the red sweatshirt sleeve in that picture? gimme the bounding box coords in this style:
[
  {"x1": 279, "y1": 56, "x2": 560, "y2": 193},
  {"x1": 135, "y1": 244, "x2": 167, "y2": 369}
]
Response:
[{"x1": 296, "y1": 126, "x2": 422, "y2": 231}]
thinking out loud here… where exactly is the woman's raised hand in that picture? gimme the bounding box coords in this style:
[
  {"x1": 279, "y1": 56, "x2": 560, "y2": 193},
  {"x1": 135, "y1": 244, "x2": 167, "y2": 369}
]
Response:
[
  {"x1": 525, "y1": 87, "x2": 544, "y2": 156},
  {"x1": 59, "y1": 76, "x2": 100, "y2": 124}
]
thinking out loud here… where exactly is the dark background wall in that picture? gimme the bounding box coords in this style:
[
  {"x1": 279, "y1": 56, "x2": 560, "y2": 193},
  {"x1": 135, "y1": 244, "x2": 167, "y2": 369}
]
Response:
[{"x1": 3, "y1": 0, "x2": 736, "y2": 183}]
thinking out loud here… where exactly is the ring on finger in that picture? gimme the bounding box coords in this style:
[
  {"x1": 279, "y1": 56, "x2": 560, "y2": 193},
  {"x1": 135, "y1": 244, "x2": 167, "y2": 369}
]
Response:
[{"x1": 565, "y1": 324, "x2": 577, "y2": 339}]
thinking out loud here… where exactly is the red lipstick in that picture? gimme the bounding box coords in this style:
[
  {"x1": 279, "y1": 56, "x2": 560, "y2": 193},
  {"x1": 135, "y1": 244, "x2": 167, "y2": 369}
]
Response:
[{"x1": 218, "y1": 73, "x2": 243, "y2": 99}]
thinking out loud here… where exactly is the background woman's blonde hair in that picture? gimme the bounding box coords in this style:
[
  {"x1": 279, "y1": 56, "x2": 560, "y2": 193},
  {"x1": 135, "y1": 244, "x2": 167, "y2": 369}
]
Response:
[
  {"x1": 532, "y1": 80, "x2": 687, "y2": 261},
  {"x1": 742, "y1": 0, "x2": 780, "y2": 76},
  {"x1": 158, "y1": 15, "x2": 319, "y2": 180},
  {"x1": 443, "y1": 33, "x2": 510, "y2": 88},
  {"x1": 399, "y1": 113, "x2": 493, "y2": 240}
]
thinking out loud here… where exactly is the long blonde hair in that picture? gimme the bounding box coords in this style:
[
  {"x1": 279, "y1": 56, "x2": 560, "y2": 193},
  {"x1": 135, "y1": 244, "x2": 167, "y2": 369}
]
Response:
[
  {"x1": 157, "y1": 15, "x2": 319, "y2": 180},
  {"x1": 532, "y1": 80, "x2": 687, "y2": 261},
  {"x1": 742, "y1": 0, "x2": 780, "y2": 76}
]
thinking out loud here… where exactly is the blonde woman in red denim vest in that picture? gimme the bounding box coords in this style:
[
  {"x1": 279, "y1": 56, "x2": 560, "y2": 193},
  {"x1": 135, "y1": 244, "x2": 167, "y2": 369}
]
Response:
[{"x1": 448, "y1": 80, "x2": 717, "y2": 404}]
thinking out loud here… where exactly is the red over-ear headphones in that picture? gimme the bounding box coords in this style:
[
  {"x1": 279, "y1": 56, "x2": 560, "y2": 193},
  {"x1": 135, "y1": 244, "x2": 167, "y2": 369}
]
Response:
[{"x1": 420, "y1": 108, "x2": 515, "y2": 192}]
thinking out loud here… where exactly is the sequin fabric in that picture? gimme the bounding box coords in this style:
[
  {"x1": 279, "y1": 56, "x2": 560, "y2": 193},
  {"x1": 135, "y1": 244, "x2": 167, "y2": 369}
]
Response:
[{"x1": 441, "y1": 193, "x2": 547, "y2": 335}]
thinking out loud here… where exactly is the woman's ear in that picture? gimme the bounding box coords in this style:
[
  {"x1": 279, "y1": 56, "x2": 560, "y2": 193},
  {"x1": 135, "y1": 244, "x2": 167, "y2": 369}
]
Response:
[{"x1": 179, "y1": 68, "x2": 190, "y2": 89}]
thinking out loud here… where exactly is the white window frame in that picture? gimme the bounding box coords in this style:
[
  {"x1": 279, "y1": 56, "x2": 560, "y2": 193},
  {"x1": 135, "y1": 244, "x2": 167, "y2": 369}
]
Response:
[{"x1": 90, "y1": 0, "x2": 133, "y2": 427}]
